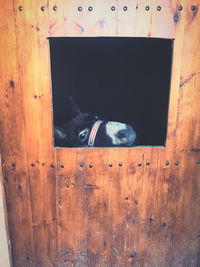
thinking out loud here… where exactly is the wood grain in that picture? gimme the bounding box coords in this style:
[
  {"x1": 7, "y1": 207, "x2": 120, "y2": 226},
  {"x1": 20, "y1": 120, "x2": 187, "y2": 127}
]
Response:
[
  {"x1": 0, "y1": 0, "x2": 200, "y2": 266},
  {"x1": 0, "y1": 1, "x2": 35, "y2": 265},
  {"x1": 12, "y1": 0, "x2": 57, "y2": 265}
]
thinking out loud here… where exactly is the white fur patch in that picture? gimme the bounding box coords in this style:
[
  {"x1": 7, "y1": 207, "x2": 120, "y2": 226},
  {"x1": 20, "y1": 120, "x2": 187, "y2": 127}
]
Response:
[{"x1": 106, "y1": 122, "x2": 127, "y2": 145}]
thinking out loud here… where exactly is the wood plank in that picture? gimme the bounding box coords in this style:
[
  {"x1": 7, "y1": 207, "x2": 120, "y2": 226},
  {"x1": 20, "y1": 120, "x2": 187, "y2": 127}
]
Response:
[
  {"x1": 118, "y1": 0, "x2": 153, "y2": 37},
  {"x1": 12, "y1": 0, "x2": 57, "y2": 265},
  {"x1": 86, "y1": 148, "x2": 145, "y2": 265},
  {"x1": 49, "y1": 0, "x2": 118, "y2": 36},
  {"x1": 55, "y1": 148, "x2": 88, "y2": 266},
  {"x1": 0, "y1": 1, "x2": 35, "y2": 265},
  {"x1": 174, "y1": 0, "x2": 200, "y2": 150}
]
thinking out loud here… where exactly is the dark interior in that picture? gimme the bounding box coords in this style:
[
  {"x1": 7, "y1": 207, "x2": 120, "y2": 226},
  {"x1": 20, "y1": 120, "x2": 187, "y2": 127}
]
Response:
[{"x1": 49, "y1": 37, "x2": 173, "y2": 147}]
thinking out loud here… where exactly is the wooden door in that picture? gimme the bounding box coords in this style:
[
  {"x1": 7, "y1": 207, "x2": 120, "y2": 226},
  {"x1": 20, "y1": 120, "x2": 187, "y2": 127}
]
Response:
[{"x1": 0, "y1": 0, "x2": 200, "y2": 266}]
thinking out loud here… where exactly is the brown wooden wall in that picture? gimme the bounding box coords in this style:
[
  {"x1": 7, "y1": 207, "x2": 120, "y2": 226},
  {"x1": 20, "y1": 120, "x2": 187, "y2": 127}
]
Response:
[{"x1": 0, "y1": 0, "x2": 200, "y2": 266}]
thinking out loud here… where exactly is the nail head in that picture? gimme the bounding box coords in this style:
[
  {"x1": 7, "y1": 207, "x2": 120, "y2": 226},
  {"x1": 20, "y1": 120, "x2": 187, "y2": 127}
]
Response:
[
  {"x1": 53, "y1": 5, "x2": 57, "y2": 11},
  {"x1": 130, "y1": 252, "x2": 137, "y2": 258},
  {"x1": 10, "y1": 80, "x2": 14, "y2": 87}
]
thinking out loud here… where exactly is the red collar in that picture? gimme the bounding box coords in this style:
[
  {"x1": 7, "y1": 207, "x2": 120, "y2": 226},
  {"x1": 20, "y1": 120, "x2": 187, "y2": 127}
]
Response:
[{"x1": 88, "y1": 120, "x2": 103, "y2": 147}]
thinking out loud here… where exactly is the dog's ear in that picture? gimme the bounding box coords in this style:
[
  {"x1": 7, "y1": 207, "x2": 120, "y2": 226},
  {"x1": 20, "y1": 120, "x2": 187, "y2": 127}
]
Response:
[
  {"x1": 54, "y1": 126, "x2": 69, "y2": 141},
  {"x1": 69, "y1": 96, "x2": 81, "y2": 117}
]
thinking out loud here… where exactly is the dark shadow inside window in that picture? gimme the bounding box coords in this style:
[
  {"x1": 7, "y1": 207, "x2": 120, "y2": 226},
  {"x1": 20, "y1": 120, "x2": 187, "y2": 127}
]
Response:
[{"x1": 49, "y1": 37, "x2": 173, "y2": 147}]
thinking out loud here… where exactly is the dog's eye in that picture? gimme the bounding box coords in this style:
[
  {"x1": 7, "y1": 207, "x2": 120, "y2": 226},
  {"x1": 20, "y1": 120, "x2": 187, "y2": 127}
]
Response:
[{"x1": 78, "y1": 129, "x2": 89, "y2": 142}]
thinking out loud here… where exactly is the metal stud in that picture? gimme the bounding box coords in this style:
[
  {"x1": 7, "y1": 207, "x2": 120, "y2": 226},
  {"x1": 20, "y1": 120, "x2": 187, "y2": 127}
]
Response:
[
  {"x1": 146, "y1": 161, "x2": 150, "y2": 166},
  {"x1": 145, "y1": 6, "x2": 150, "y2": 11},
  {"x1": 162, "y1": 222, "x2": 167, "y2": 227},
  {"x1": 78, "y1": 6, "x2": 82, "y2": 11},
  {"x1": 109, "y1": 163, "x2": 113, "y2": 167},
  {"x1": 123, "y1": 6, "x2": 128, "y2": 11},
  {"x1": 51, "y1": 164, "x2": 55, "y2": 168},
  {"x1": 19, "y1": 6, "x2": 23, "y2": 11},
  {"x1": 10, "y1": 81, "x2": 14, "y2": 87},
  {"x1": 41, "y1": 6, "x2": 45, "y2": 11},
  {"x1": 88, "y1": 6, "x2": 93, "y2": 11},
  {"x1": 89, "y1": 164, "x2": 93, "y2": 168},
  {"x1": 53, "y1": 5, "x2": 57, "y2": 11},
  {"x1": 61, "y1": 164, "x2": 64, "y2": 168},
  {"x1": 178, "y1": 5, "x2": 182, "y2": 11},
  {"x1": 191, "y1": 5, "x2": 196, "y2": 11},
  {"x1": 119, "y1": 162, "x2": 123, "y2": 167},
  {"x1": 196, "y1": 161, "x2": 200, "y2": 165},
  {"x1": 111, "y1": 6, "x2": 116, "y2": 11},
  {"x1": 12, "y1": 163, "x2": 16, "y2": 167},
  {"x1": 80, "y1": 163, "x2": 84, "y2": 167},
  {"x1": 138, "y1": 163, "x2": 142, "y2": 167},
  {"x1": 175, "y1": 161, "x2": 179, "y2": 165},
  {"x1": 31, "y1": 163, "x2": 35, "y2": 167},
  {"x1": 165, "y1": 161, "x2": 169, "y2": 166},
  {"x1": 174, "y1": 12, "x2": 179, "y2": 23},
  {"x1": 157, "y1": 6, "x2": 161, "y2": 11},
  {"x1": 130, "y1": 252, "x2": 137, "y2": 258}
]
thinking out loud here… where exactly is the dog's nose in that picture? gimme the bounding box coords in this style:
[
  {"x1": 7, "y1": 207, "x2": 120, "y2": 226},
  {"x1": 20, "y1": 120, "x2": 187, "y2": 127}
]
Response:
[
  {"x1": 126, "y1": 125, "x2": 136, "y2": 143},
  {"x1": 117, "y1": 130, "x2": 127, "y2": 139},
  {"x1": 117, "y1": 126, "x2": 136, "y2": 146}
]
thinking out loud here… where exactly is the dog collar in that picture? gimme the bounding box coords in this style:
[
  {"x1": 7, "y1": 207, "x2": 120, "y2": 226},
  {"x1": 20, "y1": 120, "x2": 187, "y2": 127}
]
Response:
[{"x1": 88, "y1": 120, "x2": 103, "y2": 147}]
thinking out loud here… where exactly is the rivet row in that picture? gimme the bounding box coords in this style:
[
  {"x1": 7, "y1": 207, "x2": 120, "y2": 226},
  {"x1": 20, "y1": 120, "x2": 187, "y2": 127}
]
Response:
[
  {"x1": 18, "y1": 5, "x2": 196, "y2": 12},
  {"x1": 8, "y1": 160, "x2": 200, "y2": 168}
]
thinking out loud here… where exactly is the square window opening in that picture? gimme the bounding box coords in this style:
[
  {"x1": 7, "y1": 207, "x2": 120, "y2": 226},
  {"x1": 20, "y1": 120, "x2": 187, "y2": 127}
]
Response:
[{"x1": 49, "y1": 37, "x2": 173, "y2": 148}]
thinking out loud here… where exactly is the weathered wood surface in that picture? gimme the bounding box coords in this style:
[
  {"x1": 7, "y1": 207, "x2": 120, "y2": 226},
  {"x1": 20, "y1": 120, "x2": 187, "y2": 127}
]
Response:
[
  {"x1": 0, "y1": 0, "x2": 200, "y2": 266},
  {"x1": 0, "y1": 156, "x2": 12, "y2": 267}
]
